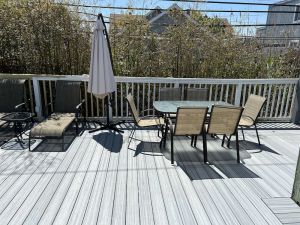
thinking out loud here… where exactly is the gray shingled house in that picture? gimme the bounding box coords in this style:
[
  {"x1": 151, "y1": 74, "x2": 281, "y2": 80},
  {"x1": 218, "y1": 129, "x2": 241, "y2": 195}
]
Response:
[
  {"x1": 257, "y1": 0, "x2": 300, "y2": 52},
  {"x1": 110, "y1": 4, "x2": 196, "y2": 34}
]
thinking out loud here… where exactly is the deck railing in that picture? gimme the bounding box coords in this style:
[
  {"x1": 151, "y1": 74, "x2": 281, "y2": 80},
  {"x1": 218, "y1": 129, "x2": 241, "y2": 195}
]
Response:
[{"x1": 0, "y1": 74, "x2": 298, "y2": 122}]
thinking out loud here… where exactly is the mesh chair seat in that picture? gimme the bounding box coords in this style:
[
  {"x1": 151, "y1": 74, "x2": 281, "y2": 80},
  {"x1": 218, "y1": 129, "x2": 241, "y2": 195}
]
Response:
[
  {"x1": 239, "y1": 116, "x2": 254, "y2": 127},
  {"x1": 238, "y1": 94, "x2": 266, "y2": 145},
  {"x1": 30, "y1": 113, "x2": 75, "y2": 137},
  {"x1": 138, "y1": 117, "x2": 164, "y2": 127}
]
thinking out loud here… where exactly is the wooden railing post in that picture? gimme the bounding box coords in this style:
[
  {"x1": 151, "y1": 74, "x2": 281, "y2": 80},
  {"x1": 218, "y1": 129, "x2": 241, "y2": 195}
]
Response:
[
  {"x1": 32, "y1": 77, "x2": 43, "y2": 120},
  {"x1": 234, "y1": 83, "x2": 243, "y2": 106},
  {"x1": 291, "y1": 79, "x2": 300, "y2": 124}
]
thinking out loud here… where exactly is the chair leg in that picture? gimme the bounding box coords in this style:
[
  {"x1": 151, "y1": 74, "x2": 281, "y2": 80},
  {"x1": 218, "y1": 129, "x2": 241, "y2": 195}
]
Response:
[
  {"x1": 221, "y1": 135, "x2": 226, "y2": 147},
  {"x1": 254, "y1": 124, "x2": 261, "y2": 145},
  {"x1": 160, "y1": 125, "x2": 167, "y2": 148},
  {"x1": 163, "y1": 125, "x2": 169, "y2": 148},
  {"x1": 28, "y1": 133, "x2": 31, "y2": 151},
  {"x1": 128, "y1": 127, "x2": 136, "y2": 149},
  {"x1": 236, "y1": 132, "x2": 240, "y2": 163},
  {"x1": 227, "y1": 135, "x2": 231, "y2": 148},
  {"x1": 75, "y1": 120, "x2": 79, "y2": 135},
  {"x1": 191, "y1": 136, "x2": 194, "y2": 146},
  {"x1": 171, "y1": 134, "x2": 174, "y2": 165},
  {"x1": 203, "y1": 133, "x2": 207, "y2": 163},
  {"x1": 62, "y1": 133, "x2": 64, "y2": 151},
  {"x1": 241, "y1": 126, "x2": 245, "y2": 140},
  {"x1": 194, "y1": 135, "x2": 197, "y2": 147},
  {"x1": 157, "y1": 123, "x2": 163, "y2": 138}
]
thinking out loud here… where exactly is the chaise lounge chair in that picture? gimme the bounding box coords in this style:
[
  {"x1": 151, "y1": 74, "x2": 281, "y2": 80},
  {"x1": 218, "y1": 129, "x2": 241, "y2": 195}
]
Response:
[
  {"x1": 29, "y1": 80, "x2": 85, "y2": 151},
  {"x1": 0, "y1": 79, "x2": 30, "y2": 127}
]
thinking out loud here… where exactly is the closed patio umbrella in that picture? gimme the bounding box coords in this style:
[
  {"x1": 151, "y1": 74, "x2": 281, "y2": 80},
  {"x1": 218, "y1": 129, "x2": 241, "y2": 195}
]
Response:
[{"x1": 88, "y1": 14, "x2": 123, "y2": 133}]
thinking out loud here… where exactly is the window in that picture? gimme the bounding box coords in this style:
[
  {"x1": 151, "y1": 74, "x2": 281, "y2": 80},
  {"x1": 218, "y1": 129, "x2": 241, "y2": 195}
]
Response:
[
  {"x1": 289, "y1": 40, "x2": 299, "y2": 48},
  {"x1": 294, "y1": 5, "x2": 300, "y2": 22}
]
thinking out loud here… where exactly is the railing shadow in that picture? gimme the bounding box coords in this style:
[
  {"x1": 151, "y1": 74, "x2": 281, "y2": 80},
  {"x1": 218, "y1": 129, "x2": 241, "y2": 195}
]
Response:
[{"x1": 256, "y1": 122, "x2": 300, "y2": 130}]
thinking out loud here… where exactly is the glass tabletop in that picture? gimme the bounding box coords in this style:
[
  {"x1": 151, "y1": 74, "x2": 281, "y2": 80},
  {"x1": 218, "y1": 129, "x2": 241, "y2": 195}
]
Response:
[
  {"x1": 153, "y1": 101, "x2": 233, "y2": 114},
  {"x1": 1, "y1": 112, "x2": 33, "y2": 122}
]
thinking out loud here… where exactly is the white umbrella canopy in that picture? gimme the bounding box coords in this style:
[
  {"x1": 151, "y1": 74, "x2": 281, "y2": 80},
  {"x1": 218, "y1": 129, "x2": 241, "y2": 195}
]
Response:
[{"x1": 88, "y1": 18, "x2": 116, "y2": 99}]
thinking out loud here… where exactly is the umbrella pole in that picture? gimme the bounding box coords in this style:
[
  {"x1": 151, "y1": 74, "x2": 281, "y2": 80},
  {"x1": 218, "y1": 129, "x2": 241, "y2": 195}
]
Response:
[
  {"x1": 89, "y1": 94, "x2": 124, "y2": 133},
  {"x1": 106, "y1": 95, "x2": 110, "y2": 125}
]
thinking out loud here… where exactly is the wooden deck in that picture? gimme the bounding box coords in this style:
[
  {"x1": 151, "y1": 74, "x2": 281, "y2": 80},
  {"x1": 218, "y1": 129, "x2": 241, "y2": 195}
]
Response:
[{"x1": 0, "y1": 123, "x2": 299, "y2": 225}]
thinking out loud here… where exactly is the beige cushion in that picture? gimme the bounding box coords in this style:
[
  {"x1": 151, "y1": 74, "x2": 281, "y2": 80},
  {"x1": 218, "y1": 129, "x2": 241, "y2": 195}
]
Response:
[
  {"x1": 239, "y1": 116, "x2": 254, "y2": 127},
  {"x1": 138, "y1": 117, "x2": 164, "y2": 127},
  {"x1": 31, "y1": 113, "x2": 75, "y2": 137}
]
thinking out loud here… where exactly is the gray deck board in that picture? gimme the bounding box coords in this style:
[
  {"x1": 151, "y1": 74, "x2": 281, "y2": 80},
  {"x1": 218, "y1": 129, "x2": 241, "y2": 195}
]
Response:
[
  {"x1": 126, "y1": 130, "x2": 141, "y2": 225},
  {"x1": 136, "y1": 130, "x2": 155, "y2": 225},
  {"x1": 263, "y1": 198, "x2": 300, "y2": 224},
  {"x1": 81, "y1": 132, "x2": 114, "y2": 225},
  {"x1": 96, "y1": 132, "x2": 121, "y2": 225},
  {"x1": 111, "y1": 132, "x2": 128, "y2": 225},
  {"x1": 66, "y1": 136, "x2": 104, "y2": 225},
  {"x1": 0, "y1": 123, "x2": 298, "y2": 225},
  {"x1": 22, "y1": 134, "x2": 88, "y2": 225},
  {"x1": 144, "y1": 131, "x2": 170, "y2": 225}
]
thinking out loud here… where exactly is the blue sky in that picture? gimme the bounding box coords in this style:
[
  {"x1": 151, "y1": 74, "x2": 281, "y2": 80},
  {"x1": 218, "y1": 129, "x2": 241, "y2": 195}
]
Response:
[{"x1": 82, "y1": 0, "x2": 282, "y2": 35}]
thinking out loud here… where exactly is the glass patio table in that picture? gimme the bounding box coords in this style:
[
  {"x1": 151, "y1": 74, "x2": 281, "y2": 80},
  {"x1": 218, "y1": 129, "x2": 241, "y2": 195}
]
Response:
[
  {"x1": 0, "y1": 112, "x2": 34, "y2": 144},
  {"x1": 153, "y1": 100, "x2": 232, "y2": 115}
]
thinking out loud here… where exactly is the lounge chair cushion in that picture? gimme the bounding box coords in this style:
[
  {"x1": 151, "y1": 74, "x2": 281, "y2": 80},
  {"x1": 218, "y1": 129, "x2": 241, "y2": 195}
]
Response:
[
  {"x1": 31, "y1": 113, "x2": 75, "y2": 137},
  {"x1": 138, "y1": 117, "x2": 164, "y2": 127},
  {"x1": 239, "y1": 116, "x2": 254, "y2": 127}
]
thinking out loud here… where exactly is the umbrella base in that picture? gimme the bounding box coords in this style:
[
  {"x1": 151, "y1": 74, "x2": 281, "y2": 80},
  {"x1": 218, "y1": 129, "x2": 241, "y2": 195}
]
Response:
[{"x1": 89, "y1": 120, "x2": 124, "y2": 133}]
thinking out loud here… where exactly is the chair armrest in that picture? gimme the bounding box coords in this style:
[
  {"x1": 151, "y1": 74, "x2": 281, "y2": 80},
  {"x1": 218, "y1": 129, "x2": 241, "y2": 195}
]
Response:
[
  {"x1": 14, "y1": 102, "x2": 26, "y2": 110},
  {"x1": 75, "y1": 99, "x2": 86, "y2": 119},
  {"x1": 76, "y1": 99, "x2": 86, "y2": 110},
  {"x1": 45, "y1": 101, "x2": 53, "y2": 107},
  {"x1": 44, "y1": 102, "x2": 53, "y2": 117},
  {"x1": 139, "y1": 108, "x2": 156, "y2": 116}
]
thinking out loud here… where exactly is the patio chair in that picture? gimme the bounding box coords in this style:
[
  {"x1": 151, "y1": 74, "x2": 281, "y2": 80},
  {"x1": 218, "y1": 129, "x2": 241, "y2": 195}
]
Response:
[
  {"x1": 0, "y1": 79, "x2": 29, "y2": 128},
  {"x1": 159, "y1": 87, "x2": 182, "y2": 101},
  {"x1": 239, "y1": 94, "x2": 266, "y2": 145},
  {"x1": 166, "y1": 107, "x2": 208, "y2": 165},
  {"x1": 186, "y1": 88, "x2": 209, "y2": 101},
  {"x1": 206, "y1": 105, "x2": 244, "y2": 163},
  {"x1": 126, "y1": 93, "x2": 164, "y2": 148},
  {"x1": 159, "y1": 87, "x2": 182, "y2": 119},
  {"x1": 29, "y1": 81, "x2": 85, "y2": 151}
]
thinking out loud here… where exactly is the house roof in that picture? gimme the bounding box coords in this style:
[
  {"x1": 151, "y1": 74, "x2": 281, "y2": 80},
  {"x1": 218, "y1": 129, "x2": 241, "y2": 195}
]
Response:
[
  {"x1": 273, "y1": 0, "x2": 299, "y2": 5},
  {"x1": 148, "y1": 3, "x2": 196, "y2": 24}
]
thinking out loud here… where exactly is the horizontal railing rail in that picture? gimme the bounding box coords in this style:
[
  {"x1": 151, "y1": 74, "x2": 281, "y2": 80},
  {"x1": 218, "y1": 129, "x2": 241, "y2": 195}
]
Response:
[{"x1": 0, "y1": 74, "x2": 298, "y2": 122}]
